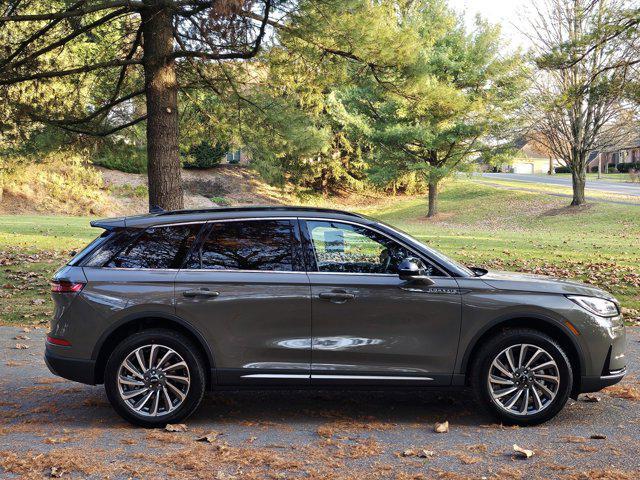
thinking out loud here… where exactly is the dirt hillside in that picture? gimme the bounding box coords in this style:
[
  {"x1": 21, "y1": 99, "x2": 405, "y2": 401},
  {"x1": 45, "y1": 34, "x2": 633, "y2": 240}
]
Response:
[{"x1": 0, "y1": 164, "x2": 286, "y2": 216}]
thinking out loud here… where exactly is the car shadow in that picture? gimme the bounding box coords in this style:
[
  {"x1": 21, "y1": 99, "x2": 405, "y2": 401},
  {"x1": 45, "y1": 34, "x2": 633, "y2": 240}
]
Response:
[{"x1": 191, "y1": 388, "x2": 489, "y2": 427}]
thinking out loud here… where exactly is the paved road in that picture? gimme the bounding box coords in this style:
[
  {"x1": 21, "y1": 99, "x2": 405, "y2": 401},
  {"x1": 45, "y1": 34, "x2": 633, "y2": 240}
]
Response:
[
  {"x1": 1, "y1": 326, "x2": 638, "y2": 479},
  {"x1": 481, "y1": 173, "x2": 640, "y2": 197}
]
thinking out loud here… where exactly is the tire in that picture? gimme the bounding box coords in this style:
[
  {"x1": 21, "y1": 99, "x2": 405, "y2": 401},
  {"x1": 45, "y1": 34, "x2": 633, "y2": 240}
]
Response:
[
  {"x1": 471, "y1": 328, "x2": 573, "y2": 426},
  {"x1": 104, "y1": 328, "x2": 206, "y2": 428}
]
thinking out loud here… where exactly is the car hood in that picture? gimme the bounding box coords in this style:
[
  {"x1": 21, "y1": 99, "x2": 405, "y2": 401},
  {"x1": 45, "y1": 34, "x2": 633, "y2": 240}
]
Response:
[{"x1": 479, "y1": 270, "x2": 615, "y2": 300}]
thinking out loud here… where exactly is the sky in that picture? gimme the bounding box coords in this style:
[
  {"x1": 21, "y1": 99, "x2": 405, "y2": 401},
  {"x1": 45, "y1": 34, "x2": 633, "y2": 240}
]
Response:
[{"x1": 448, "y1": 0, "x2": 534, "y2": 51}]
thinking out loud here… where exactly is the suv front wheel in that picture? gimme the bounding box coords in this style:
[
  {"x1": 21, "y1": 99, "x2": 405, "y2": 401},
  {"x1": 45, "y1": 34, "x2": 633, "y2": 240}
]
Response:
[
  {"x1": 104, "y1": 329, "x2": 206, "y2": 428},
  {"x1": 471, "y1": 328, "x2": 573, "y2": 425}
]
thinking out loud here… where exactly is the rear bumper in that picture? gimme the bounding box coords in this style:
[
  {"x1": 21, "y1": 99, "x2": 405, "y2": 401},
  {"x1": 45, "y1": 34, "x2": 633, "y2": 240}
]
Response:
[
  {"x1": 580, "y1": 368, "x2": 626, "y2": 393},
  {"x1": 45, "y1": 349, "x2": 96, "y2": 385}
]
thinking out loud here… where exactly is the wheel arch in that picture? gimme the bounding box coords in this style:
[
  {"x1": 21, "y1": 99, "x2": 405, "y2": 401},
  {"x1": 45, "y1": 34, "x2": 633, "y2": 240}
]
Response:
[
  {"x1": 461, "y1": 315, "x2": 584, "y2": 397},
  {"x1": 92, "y1": 312, "x2": 214, "y2": 387}
]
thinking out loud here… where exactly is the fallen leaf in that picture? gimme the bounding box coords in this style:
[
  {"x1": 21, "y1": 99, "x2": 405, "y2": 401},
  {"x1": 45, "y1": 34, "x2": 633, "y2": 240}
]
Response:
[
  {"x1": 14, "y1": 343, "x2": 29, "y2": 350},
  {"x1": 14, "y1": 335, "x2": 30, "y2": 340},
  {"x1": 401, "y1": 449, "x2": 416, "y2": 457},
  {"x1": 32, "y1": 298, "x2": 46, "y2": 305},
  {"x1": 513, "y1": 444, "x2": 534, "y2": 459},
  {"x1": 165, "y1": 423, "x2": 188, "y2": 432},
  {"x1": 50, "y1": 466, "x2": 64, "y2": 478},
  {"x1": 590, "y1": 434, "x2": 607, "y2": 440},
  {"x1": 418, "y1": 449, "x2": 435, "y2": 458},
  {"x1": 434, "y1": 421, "x2": 449, "y2": 433},
  {"x1": 196, "y1": 431, "x2": 223, "y2": 443},
  {"x1": 582, "y1": 395, "x2": 601, "y2": 403}
]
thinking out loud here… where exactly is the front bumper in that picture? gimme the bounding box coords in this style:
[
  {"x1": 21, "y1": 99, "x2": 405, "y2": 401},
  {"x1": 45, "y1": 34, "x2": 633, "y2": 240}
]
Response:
[
  {"x1": 580, "y1": 367, "x2": 626, "y2": 393},
  {"x1": 45, "y1": 349, "x2": 96, "y2": 385}
]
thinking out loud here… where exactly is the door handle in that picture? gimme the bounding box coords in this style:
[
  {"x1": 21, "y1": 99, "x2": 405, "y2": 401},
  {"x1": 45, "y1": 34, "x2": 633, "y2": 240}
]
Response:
[
  {"x1": 182, "y1": 288, "x2": 220, "y2": 298},
  {"x1": 318, "y1": 291, "x2": 355, "y2": 302}
]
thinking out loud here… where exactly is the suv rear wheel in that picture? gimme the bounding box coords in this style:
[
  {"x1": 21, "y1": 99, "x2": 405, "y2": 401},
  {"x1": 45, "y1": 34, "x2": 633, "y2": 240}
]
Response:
[
  {"x1": 471, "y1": 328, "x2": 573, "y2": 425},
  {"x1": 104, "y1": 329, "x2": 206, "y2": 428}
]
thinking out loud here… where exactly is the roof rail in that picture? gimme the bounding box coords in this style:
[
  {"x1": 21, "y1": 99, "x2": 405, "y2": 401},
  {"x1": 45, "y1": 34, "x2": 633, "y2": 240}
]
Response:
[{"x1": 155, "y1": 206, "x2": 365, "y2": 218}]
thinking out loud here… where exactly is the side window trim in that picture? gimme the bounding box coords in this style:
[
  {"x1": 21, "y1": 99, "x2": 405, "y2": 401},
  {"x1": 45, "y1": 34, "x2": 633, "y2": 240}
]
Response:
[
  {"x1": 299, "y1": 218, "x2": 449, "y2": 277},
  {"x1": 180, "y1": 217, "x2": 305, "y2": 273},
  {"x1": 178, "y1": 222, "x2": 211, "y2": 270}
]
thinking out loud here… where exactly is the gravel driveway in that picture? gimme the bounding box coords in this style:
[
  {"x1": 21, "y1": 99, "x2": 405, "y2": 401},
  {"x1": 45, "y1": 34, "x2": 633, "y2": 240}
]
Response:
[{"x1": 1, "y1": 326, "x2": 638, "y2": 479}]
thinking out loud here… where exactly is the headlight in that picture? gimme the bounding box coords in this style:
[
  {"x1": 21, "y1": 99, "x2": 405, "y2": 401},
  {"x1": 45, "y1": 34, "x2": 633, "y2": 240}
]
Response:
[{"x1": 567, "y1": 295, "x2": 619, "y2": 318}]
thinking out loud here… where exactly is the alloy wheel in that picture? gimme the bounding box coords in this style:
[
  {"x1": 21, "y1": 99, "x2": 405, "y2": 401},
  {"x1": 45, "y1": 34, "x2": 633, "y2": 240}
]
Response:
[
  {"x1": 487, "y1": 343, "x2": 560, "y2": 416},
  {"x1": 117, "y1": 344, "x2": 191, "y2": 417}
]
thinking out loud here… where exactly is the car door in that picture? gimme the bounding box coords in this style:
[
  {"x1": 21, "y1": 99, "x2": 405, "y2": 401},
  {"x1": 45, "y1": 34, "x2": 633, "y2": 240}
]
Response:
[
  {"x1": 174, "y1": 218, "x2": 311, "y2": 386},
  {"x1": 302, "y1": 219, "x2": 462, "y2": 386}
]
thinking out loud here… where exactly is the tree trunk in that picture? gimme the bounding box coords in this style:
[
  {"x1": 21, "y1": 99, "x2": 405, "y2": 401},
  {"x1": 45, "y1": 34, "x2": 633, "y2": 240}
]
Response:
[
  {"x1": 570, "y1": 166, "x2": 586, "y2": 206},
  {"x1": 320, "y1": 165, "x2": 329, "y2": 197},
  {"x1": 141, "y1": 3, "x2": 183, "y2": 212},
  {"x1": 427, "y1": 179, "x2": 438, "y2": 217}
]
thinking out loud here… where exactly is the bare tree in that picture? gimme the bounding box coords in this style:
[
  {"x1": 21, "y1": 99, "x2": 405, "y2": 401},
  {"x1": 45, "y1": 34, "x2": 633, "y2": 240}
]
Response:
[
  {"x1": 525, "y1": 0, "x2": 639, "y2": 205},
  {"x1": 0, "y1": 0, "x2": 275, "y2": 211}
]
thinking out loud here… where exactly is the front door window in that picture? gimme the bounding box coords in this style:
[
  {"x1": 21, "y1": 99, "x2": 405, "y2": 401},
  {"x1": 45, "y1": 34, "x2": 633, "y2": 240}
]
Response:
[{"x1": 305, "y1": 220, "x2": 441, "y2": 276}]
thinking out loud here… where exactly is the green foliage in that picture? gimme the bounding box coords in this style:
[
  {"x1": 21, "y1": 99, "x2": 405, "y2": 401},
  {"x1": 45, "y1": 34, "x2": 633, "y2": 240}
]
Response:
[
  {"x1": 210, "y1": 196, "x2": 231, "y2": 206},
  {"x1": 338, "y1": 2, "x2": 527, "y2": 196},
  {"x1": 183, "y1": 141, "x2": 229, "y2": 169},
  {"x1": 108, "y1": 184, "x2": 148, "y2": 198},
  {"x1": 616, "y1": 162, "x2": 640, "y2": 173},
  {"x1": 93, "y1": 143, "x2": 147, "y2": 174},
  {"x1": 555, "y1": 166, "x2": 572, "y2": 174}
]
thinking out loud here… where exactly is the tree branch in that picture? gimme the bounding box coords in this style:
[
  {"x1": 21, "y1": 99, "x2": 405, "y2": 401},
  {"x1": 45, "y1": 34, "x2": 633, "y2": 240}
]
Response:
[
  {"x1": 35, "y1": 114, "x2": 148, "y2": 137},
  {"x1": 0, "y1": 59, "x2": 142, "y2": 85},
  {"x1": 4, "y1": 8, "x2": 130, "y2": 71},
  {"x1": 0, "y1": 0, "x2": 144, "y2": 21}
]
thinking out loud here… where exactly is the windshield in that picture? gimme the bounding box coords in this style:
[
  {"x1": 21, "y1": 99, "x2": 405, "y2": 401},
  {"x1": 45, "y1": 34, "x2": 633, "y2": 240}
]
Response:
[{"x1": 374, "y1": 220, "x2": 475, "y2": 277}]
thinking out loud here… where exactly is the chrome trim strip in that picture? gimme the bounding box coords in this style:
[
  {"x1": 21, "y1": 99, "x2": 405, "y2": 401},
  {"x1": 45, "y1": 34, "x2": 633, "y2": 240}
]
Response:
[
  {"x1": 307, "y1": 272, "x2": 398, "y2": 278},
  {"x1": 97, "y1": 216, "x2": 449, "y2": 277},
  {"x1": 240, "y1": 374, "x2": 434, "y2": 381},
  {"x1": 312, "y1": 375, "x2": 433, "y2": 381},
  {"x1": 177, "y1": 269, "x2": 307, "y2": 275},
  {"x1": 206, "y1": 217, "x2": 296, "y2": 223}
]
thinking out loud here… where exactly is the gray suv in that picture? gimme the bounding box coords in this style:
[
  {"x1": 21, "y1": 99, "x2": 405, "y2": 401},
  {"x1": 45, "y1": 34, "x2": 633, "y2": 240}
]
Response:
[{"x1": 45, "y1": 207, "x2": 627, "y2": 427}]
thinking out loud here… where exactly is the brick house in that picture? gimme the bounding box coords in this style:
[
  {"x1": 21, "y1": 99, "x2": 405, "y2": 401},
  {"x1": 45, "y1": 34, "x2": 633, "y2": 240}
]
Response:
[{"x1": 588, "y1": 138, "x2": 640, "y2": 172}]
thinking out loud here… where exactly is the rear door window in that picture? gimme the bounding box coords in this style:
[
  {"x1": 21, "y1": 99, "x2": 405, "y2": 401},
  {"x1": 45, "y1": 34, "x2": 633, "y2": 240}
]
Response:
[
  {"x1": 185, "y1": 220, "x2": 301, "y2": 271},
  {"x1": 104, "y1": 225, "x2": 201, "y2": 269}
]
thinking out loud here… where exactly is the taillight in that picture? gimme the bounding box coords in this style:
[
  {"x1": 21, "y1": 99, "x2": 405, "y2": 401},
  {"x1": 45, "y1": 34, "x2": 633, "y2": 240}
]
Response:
[
  {"x1": 47, "y1": 335, "x2": 72, "y2": 346},
  {"x1": 50, "y1": 280, "x2": 85, "y2": 293}
]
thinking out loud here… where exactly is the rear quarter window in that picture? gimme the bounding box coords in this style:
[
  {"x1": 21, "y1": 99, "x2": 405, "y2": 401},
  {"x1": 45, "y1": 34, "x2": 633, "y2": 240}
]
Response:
[
  {"x1": 82, "y1": 230, "x2": 140, "y2": 267},
  {"x1": 83, "y1": 225, "x2": 201, "y2": 269}
]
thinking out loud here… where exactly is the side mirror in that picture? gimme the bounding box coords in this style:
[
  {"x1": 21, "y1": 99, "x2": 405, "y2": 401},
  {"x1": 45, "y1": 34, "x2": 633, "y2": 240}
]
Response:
[{"x1": 398, "y1": 258, "x2": 435, "y2": 285}]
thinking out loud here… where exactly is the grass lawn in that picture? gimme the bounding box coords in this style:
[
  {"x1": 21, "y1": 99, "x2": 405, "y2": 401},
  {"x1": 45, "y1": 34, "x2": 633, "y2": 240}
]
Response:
[{"x1": 1, "y1": 179, "x2": 638, "y2": 325}]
